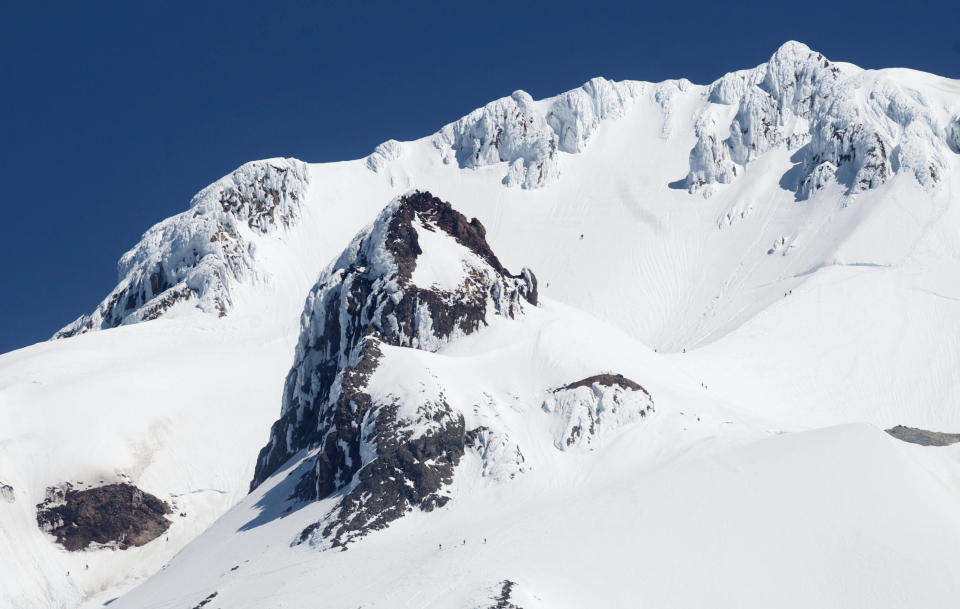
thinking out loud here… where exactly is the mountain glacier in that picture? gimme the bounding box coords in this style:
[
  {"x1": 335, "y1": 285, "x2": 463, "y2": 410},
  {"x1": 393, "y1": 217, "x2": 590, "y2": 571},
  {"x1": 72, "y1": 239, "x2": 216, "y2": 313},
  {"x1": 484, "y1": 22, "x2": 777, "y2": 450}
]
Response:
[{"x1": 3, "y1": 41, "x2": 960, "y2": 609}]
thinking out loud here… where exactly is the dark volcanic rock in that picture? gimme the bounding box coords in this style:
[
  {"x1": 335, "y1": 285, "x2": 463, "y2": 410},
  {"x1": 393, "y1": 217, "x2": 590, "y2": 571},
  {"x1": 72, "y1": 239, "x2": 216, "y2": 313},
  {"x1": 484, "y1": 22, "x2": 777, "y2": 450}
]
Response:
[
  {"x1": 561, "y1": 373, "x2": 650, "y2": 396},
  {"x1": 885, "y1": 425, "x2": 960, "y2": 447},
  {"x1": 490, "y1": 580, "x2": 522, "y2": 609},
  {"x1": 189, "y1": 592, "x2": 218, "y2": 609},
  {"x1": 0, "y1": 481, "x2": 14, "y2": 503},
  {"x1": 249, "y1": 191, "x2": 537, "y2": 548},
  {"x1": 36, "y1": 483, "x2": 171, "y2": 551}
]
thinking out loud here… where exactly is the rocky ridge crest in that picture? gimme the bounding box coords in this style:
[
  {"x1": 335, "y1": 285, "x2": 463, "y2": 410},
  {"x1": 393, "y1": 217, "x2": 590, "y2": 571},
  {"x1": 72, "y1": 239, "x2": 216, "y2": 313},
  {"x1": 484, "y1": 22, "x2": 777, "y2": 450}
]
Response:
[
  {"x1": 56, "y1": 158, "x2": 309, "y2": 338},
  {"x1": 686, "y1": 41, "x2": 958, "y2": 199},
  {"x1": 250, "y1": 191, "x2": 537, "y2": 548}
]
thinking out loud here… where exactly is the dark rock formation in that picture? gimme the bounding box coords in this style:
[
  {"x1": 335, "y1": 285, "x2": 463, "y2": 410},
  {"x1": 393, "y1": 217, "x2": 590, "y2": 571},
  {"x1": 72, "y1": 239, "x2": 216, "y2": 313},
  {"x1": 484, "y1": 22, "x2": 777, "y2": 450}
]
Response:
[
  {"x1": 55, "y1": 159, "x2": 309, "y2": 338},
  {"x1": 249, "y1": 191, "x2": 537, "y2": 548},
  {"x1": 36, "y1": 483, "x2": 171, "y2": 551},
  {"x1": 189, "y1": 592, "x2": 218, "y2": 609},
  {"x1": 0, "y1": 481, "x2": 14, "y2": 503},
  {"x1": 561, "y1": 373, "x2": 650, "y2": 396},
  {"x1": 885, "y1": 425, "x2": 960, "y2": 447},
  {"x1": 545, "y1": 373, "x2": 654, "y2": 450},
  {"x1": 490, "y1": 580, "x2": 522, "y2": 609}
]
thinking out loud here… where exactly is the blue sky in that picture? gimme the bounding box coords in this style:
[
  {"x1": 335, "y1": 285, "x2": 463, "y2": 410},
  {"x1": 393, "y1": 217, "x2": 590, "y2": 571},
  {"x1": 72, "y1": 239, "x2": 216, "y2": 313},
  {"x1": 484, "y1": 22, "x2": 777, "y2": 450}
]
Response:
[{"x1": 2, "y1": 0, "x2": 958, "y2": 353}]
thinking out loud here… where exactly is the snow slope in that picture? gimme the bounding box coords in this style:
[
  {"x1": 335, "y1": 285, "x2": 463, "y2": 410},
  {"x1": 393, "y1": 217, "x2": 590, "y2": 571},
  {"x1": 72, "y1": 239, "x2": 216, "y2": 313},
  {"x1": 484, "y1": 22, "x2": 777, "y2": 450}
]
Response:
[
  {"x1": 2, "y1": 40, "x2": 960, "y2": 608},
  {"x1": 115, "y1": 422, "x2": 960, "y2": 609}
]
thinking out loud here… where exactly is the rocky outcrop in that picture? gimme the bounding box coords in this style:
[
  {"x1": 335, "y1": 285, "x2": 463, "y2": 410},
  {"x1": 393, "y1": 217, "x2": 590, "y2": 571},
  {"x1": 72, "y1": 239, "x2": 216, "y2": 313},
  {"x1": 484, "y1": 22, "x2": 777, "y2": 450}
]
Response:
[
  {"x1": 465, "y1": 426, "x2": 527, "y2": 481},
  {"x1": 426, "y1": 41, "x2": 957, "y2": 196},
  {"x1": 0, "y1": 482, "x2": 14, "y2": 503},
  {"x1": 189, "y1": 592, "x2": 218, "y2": 609},
  {"x1": 489, "y1": 580, "x2": 522, "y2": 609},
  {"x1": 885, "y1": 425, "x2": 960, "y2": 446},
  {"x1": 542, "y1": 374, "x2": 653, "y2": 450},
  {"x1": 686, "y1": 41, "x2": 958, "y2": 199},
  {"x1": 36, "y1": 483, "x2": 171, "y2": 551},
  {"x1": 251, "y1": 191, "x2": 537, "y2": 548},
  {"x1": 55, "y1": 158, "x2": 309, "y2": 338},
  {"x1": 431, "y1": 78, "x2": 687, "y2": 189},
  {"x1": 435, "y1": 90, "x2": 561, "y2": 189}
]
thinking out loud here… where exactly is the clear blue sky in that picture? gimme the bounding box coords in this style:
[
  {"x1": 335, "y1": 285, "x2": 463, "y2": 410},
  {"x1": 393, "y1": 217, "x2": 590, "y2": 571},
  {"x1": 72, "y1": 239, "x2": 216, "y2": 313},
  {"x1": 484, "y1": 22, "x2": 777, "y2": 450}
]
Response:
[{"x1": 2, "y1": 0, "x2": 958, "y2": 353}]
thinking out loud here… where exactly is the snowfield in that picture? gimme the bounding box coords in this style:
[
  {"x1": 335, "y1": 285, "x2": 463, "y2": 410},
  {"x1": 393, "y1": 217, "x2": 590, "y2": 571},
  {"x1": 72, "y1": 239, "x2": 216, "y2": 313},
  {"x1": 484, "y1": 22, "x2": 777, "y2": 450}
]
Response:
[{"x1": 2, "y1": 41, "x2": 960, "y2": 608}]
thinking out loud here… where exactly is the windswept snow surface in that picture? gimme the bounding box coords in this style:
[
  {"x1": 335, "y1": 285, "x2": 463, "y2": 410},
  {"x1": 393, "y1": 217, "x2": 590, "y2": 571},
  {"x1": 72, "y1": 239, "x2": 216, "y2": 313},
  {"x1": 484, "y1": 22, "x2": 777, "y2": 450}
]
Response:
[{"x1": 2, "y1": 41, "x2": 960, "y2": 608}]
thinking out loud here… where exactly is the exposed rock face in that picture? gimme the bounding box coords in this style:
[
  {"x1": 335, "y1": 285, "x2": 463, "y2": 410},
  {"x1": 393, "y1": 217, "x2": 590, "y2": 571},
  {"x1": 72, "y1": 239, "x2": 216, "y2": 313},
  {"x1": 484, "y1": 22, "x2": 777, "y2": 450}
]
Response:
[
  {"x1": 465, "y1": 426, "x2": 528, "y2": 481},
  {"x1": 55, "y1": 158, "x2": 310, "y2": 338},
  {"x1": 686, "y1": 41, "x2": 957, "y2": 199},
  {"x1": 36, "y1": 483, "x2": 171, "y2": 551},
  {"x1": 542, "y1": 374, "x2": 653, "y2": 450},
  {"x1": 885, "y1": 425, "x2": 960, "y2": 446},
  {"x1": 251, "y1": 191, "x2": 537, "y2": 548},
  {"x1": 431, "y1": 78, "x2": 689, "y2": 189},
  {"x1": 489, "y1": 580, "x2": 522, "y2": 609},
  {"x1": 436, "y1": 90, "x2": 561, "y2": 189},
  {"x1": 559, "y1": 373, "x2": 648, "y2": 393},
  {"x1": 189, "y1": 592, "x2": 218, "y2": 609},
  {"x1": 0, "y1": 482, "x2": 14, "y2": 503},
  {"x1": 426, "y1": 41, "x2": 957, "y2": 196},
  {"x1": 797, "y1": 161, "x2": 838, "y2": 200}
]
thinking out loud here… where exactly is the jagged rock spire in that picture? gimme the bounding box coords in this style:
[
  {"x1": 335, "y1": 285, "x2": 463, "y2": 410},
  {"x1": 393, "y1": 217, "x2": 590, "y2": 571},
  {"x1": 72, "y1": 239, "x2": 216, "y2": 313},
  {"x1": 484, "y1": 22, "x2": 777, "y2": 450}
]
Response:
[{"x1": 250, "y1": 191, "x2": 537, "y2": 548}]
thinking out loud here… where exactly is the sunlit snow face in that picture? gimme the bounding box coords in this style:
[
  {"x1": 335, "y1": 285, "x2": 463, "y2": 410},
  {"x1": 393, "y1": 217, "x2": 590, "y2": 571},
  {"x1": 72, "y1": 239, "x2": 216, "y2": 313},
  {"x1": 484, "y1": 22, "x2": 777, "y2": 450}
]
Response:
[{"x1": 408, "y1": 217, "x2": 485, "y2": 293}]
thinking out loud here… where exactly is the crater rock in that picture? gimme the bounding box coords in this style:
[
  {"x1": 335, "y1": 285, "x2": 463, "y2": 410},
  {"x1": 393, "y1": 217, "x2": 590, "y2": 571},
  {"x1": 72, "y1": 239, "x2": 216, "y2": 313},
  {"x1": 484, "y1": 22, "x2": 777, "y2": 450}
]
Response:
[{"x1": 36, "y1": 483, "x2": 171, "y2": 551}]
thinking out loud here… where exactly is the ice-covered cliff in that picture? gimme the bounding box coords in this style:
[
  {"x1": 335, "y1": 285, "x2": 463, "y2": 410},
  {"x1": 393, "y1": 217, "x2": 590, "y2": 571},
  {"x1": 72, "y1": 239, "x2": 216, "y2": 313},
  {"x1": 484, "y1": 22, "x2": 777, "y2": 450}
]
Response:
[
  {"x1": 55, "y1": 159, "x2": 309, "y2": 338},
  {"x1": 686, "y1": 41, "x2": 958, "y2": 199}
]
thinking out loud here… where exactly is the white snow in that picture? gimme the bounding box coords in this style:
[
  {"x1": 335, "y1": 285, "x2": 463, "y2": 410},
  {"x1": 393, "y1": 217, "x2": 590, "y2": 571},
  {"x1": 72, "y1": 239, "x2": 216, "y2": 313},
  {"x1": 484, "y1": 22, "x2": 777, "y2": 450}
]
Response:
[
  {"x1": 409, "y1": 218, "x2": 485, "y2": 292},
  {"x1": 2, "y1": 40, "x2": 960, "y2": 609}
]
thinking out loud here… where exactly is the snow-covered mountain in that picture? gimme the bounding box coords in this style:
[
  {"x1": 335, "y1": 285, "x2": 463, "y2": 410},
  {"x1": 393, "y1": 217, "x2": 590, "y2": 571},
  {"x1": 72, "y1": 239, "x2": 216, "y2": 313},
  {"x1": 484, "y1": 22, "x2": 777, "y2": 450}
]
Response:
[
  {"x1": 55, "y1": 159, "x2": 311, "y2": 338},
  {"x1": 249, "y1": 191, "x2": 538, "y2": 550},
  {"x1": 3, "y1": 41, "x2": 960, "y2": 609}
]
